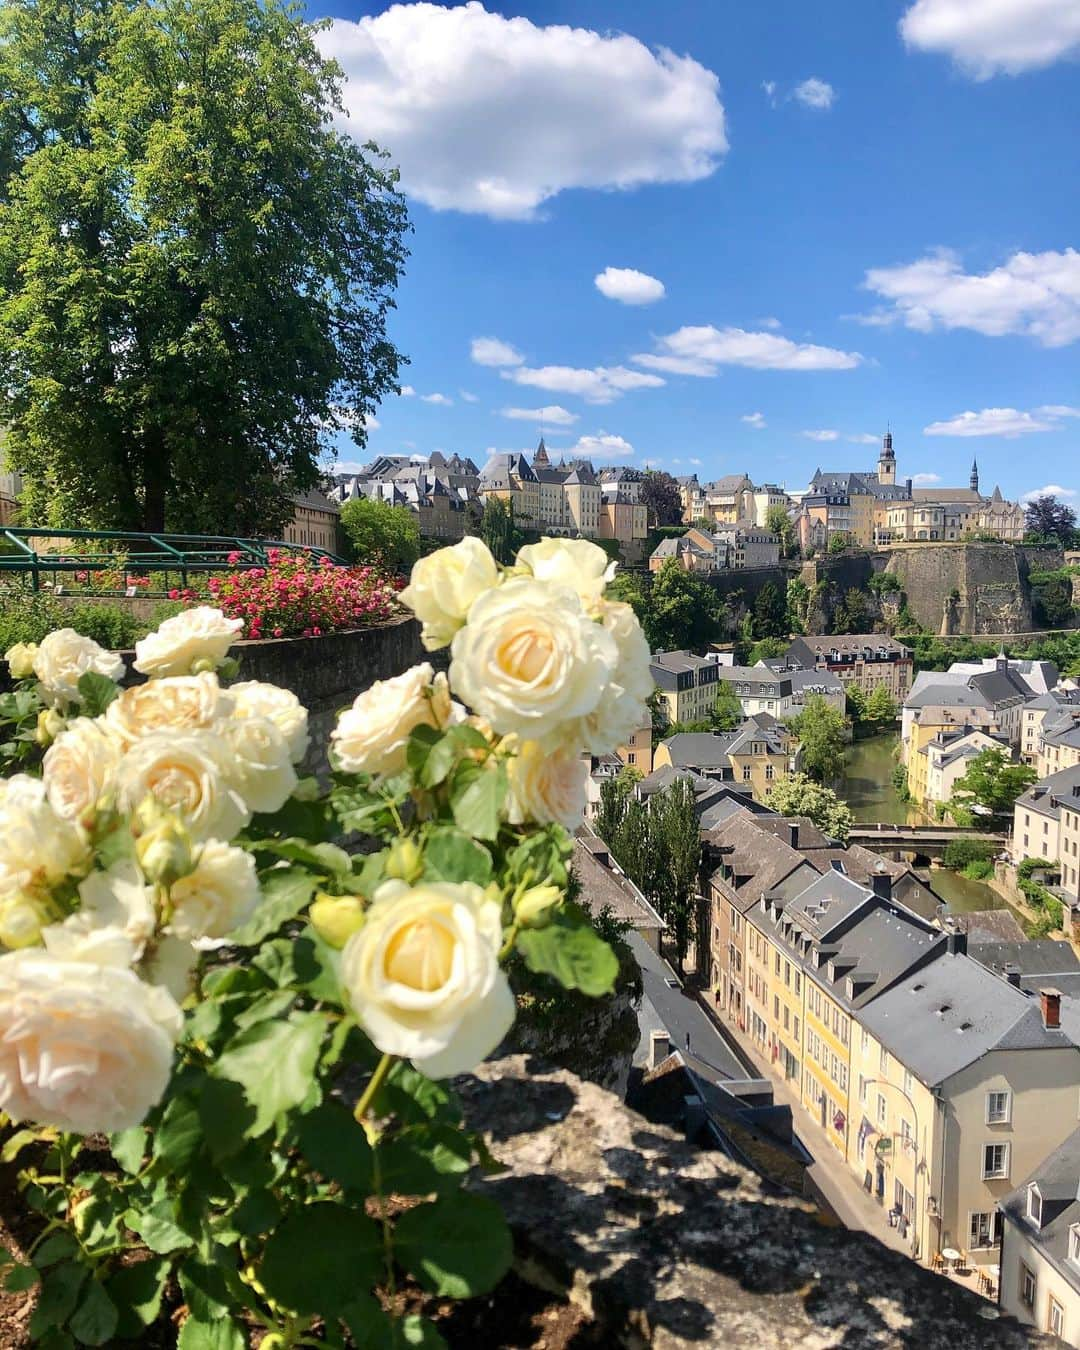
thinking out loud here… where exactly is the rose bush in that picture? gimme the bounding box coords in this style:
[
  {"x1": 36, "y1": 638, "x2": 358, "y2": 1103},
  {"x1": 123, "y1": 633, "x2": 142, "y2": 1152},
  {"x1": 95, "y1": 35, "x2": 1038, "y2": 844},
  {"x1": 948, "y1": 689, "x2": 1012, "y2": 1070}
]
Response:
[{"x1": 0, "y1": 533, "x2": 653, "y2": 1348}]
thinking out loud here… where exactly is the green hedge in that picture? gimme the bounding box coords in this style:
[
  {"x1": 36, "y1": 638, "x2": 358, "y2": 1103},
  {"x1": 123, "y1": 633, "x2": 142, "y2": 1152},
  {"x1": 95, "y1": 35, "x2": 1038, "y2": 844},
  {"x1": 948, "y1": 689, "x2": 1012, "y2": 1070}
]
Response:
[
  {"x1": 942, "y1": 838, "x2": 995, "y2": 869},
  {"x1": 0, "y1": 592, "x2": 153, "y2": 651}
]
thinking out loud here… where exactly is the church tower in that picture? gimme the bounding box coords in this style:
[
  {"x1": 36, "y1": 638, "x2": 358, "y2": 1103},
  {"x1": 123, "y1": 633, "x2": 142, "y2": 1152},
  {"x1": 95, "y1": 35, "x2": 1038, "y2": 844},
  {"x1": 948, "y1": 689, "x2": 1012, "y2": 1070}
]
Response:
[
  {"x1": 533, "y1": 437, "x2": 549, "y2": 468},
  {"x1": 877, "y1": 430, "x2": 896, "y2": 486},
  {"x1": 970, "y1": 458, "x2": 979, "y2": 494}
]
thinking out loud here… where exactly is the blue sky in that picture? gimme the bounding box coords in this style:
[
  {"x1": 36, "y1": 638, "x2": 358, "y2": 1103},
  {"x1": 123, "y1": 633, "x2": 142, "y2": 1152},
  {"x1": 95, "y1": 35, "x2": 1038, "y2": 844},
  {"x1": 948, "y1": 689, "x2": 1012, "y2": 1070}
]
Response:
[{"x1": 317, "y1": 0, "x2": 1080, "y2": 503}]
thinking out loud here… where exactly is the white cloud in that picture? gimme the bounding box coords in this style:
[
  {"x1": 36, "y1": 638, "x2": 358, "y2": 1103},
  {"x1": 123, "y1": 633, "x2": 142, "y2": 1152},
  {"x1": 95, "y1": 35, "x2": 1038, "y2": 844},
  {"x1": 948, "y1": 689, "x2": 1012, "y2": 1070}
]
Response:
[
  {"x1": 900, "y1": 0, "x2": 1080, "y2": 78},
  {"x1": 803, "y1": 429, "x2": 839, "y2": 442},
  {"x1": 793, "y1": 77, "x2": 835, "y2": 109},
  {"x1": 689, "y1": 457, "x2": 703, "y2": 466},
  {"x1": 399, "y1": 384, "x2": 416, "y2": 396},
  {"x1": 757, "y1": 316, "x2": 782, "y2": 330},
  {"x1": 742, "y1": 412, "x2": 767, "y2": 430},
  {"x1": 569, "y1": 432, "x2": 635, "y2": 459},
  {"x1": 471, "y1": 336, "x2": 524, "y2": 368},
  {"x1": 499, "y1": 405, "x2": 579, "y2": 426},
  {"x1": 420, "y1": 392, "x2": 453, "y2": 406},
  {"x1": 847, "y1": 433, "x2": 880, "y2": 444},
  {"x1": 1023, "y1": 484, "x2": 1078, "y2": 503},
  {"x1": 459, "y1": 390, "x2": 479, "y2": 403},
  {"x1": 762, "y1": 80, "x2": 778, "y2": 106},
  {"x1": 594, "y1": 266, "x2": 666, "y2": 305},
  {"x1": 635, "y1": 325, "x2": 862, "y2": 374},
  {"x1": 319, "y1": 2, "x2": 727, "y2": 221},
  {"x1": 503, "y1": 364, "x2": 665, "y2": 404},
  {"x1": 923, "y1": 407, "x2": 1069, "y2": 437},
  {"x1": 861, "y1": 248, "x2": 1080, "y2": 348},
  {"x1": 1035, "y1": 404, "x2": 1080, "y2": 418},
  {"x1": 911, "y1": 472, "x2": 941, "y2": 485}
]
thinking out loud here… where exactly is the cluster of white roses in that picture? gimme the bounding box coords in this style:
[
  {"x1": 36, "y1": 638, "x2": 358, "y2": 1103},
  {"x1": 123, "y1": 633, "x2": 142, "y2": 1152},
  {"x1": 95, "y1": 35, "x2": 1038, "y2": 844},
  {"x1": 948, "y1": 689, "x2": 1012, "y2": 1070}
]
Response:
[{"x1": 0, "y1": 608, "x2": 309, "y2": 1132}]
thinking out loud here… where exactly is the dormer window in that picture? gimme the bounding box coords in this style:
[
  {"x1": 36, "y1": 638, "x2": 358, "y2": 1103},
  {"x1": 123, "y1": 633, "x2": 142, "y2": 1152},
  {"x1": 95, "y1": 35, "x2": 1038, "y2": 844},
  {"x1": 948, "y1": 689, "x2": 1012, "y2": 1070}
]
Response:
[
  {"x1": 1027, "y1": 1184, "x2": 1043, "y2": 1229},
  {"x1": 1069, "y1": 1224, "x2": 1080, "y2": 1267}
]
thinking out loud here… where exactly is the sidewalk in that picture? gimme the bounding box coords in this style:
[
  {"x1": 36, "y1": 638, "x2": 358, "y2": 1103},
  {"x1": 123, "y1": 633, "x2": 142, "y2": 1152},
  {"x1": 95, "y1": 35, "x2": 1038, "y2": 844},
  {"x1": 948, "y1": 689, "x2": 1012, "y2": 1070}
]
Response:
[{"x1": 698, "y1": 998, "x2": 912, "y2": 1259}]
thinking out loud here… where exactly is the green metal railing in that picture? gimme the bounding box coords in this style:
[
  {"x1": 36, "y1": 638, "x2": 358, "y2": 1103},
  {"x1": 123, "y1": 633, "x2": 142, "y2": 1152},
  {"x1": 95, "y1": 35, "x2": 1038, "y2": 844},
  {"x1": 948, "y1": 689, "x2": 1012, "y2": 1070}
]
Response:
[{"x1": 0, "y1": 528, "x2": 348, "y2": 594}]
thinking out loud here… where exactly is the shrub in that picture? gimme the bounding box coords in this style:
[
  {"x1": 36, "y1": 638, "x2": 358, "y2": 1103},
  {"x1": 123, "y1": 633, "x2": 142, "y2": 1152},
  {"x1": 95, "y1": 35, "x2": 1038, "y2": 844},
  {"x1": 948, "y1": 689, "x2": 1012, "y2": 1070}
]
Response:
[
  {"x1": 65, "y1": 601, "x2": 145, "y2": 650},
  {"x1": 0, "y1": 589, "x2": 66, "y2": 647},
  {"x1": 961, "y1": 859, "x2": 993, "y2": 880},
  {"x1": 942, "y1": 838, "x2": 995, "y2": 870}
]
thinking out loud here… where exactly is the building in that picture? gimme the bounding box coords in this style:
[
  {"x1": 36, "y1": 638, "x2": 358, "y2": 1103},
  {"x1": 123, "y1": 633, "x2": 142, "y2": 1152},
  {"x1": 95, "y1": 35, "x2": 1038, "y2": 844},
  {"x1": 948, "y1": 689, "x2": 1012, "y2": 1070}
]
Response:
[
  {"x1": 1022, "y1": 689, "x2": 1080, "y2": 764},
  {"x1": 478, "y1": 450, "x2": 541, "y2": 529},
  {"x1": 650, "y1": 650, "x2": 722, "y2": 726},
  {"x1": 1012, "y1": 766, "x2": 1080, "y2": 868},
  {"x1": 1000, "y1": 1126, "x2": 1080, "y2": 1345},
  {"x1": 1038, "y1": 708, "x2": 1080, "y2": 779},
  {"x1": 653, "y1": 715, "x2": 794, "y2": 802},
  {"x1": 648, "y1": 533, "x2": 720, "y2": 575},
  {"x1": 598, "y1": 492, "x2": 648, "y2": 546},
  {"x1": 284, "y1": 489, "x2": 342, "y2": 553},
  {"x1": 915, "y1": 726, "x2": 1009, "y2": 811},
  {"x1": 702, "y1": 474, "x2": 756, "y2": 526},
  {"x1": 786, "y1": 634, "x2": 914, "y2": 702},
  {"x1": 616, "y1": 720, "x2": 653, "y2": 776},
  {"x1": 0, "y1": 466, "x2": 21, "y2": 526},
  {"x1": 573, "y1": 830, "x2": 665, "y2": 952},
  {"x1": 330, "y1": 451, "x2": 480, "y2": 542},
  {"x1": 711, "y1": 524, "x2": 780, "y2": 569},
  {"x1": 751, "y1": 485, "x2": 790, "y2": 528},
  {"x1": 902, "y1": 658, "x2": 1046, "y2": 769}
]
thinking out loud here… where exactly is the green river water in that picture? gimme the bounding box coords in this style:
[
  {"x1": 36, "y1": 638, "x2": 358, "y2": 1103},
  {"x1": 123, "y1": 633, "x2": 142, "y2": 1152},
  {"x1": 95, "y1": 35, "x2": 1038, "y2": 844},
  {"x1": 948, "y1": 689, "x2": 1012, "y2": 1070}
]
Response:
[{"x1": 839, "y1": 733, "x2": 1007, "y2": 917}]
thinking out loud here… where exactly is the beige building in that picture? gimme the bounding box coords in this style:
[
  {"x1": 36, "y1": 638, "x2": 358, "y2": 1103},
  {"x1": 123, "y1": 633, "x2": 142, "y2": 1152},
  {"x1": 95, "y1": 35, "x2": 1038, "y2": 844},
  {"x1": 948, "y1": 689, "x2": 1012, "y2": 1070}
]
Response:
[
  {"x1": 284, "y1": 490, "x2": 342, "y2": 553},
  {"x1": 616, "y1": 721, "x2": 653, "y2": 776},
  {"x1": 1038, "y1": 708, "x2": 1080, "y2": 779},
  {"x1": 598, "y1": 495, "x2": 648, "y2": 545},
  {"x1": 1012, "y1": 766, "x2": 1080, "y2": 903},
  {"x1": 649, "y1": 650, "x2": 723, "y2": 726},
  {"x1": 919, "y1": 726, "x2": 1007, "y2": 810},
  {"x1": 653, "y1": 716, "x2": 794, "y2": 803},
  {"x1": 786, "y1": 634, "x2": 913, "y2": 702}
]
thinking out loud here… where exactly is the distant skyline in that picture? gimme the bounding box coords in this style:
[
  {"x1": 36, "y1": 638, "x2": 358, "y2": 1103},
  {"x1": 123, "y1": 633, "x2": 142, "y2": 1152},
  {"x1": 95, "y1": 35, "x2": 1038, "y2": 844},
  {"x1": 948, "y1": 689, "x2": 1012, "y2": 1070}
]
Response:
[{"x1": 316, "y1": 0, "x2": 1080, "y2": 506}]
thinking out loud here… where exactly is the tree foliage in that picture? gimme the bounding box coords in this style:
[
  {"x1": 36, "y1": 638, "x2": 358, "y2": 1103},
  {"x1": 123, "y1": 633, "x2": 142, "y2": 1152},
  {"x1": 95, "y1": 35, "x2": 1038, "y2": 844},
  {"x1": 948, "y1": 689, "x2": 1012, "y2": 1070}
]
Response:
[
  {"x1": 790, "y1": 694, "x2": 847, "y2": 782},
  {"x1": 0, "y1": 0, "x2": 409, "y2": 535},
  {"x1": 478, "y1": 496, "x2": 526, "y2": 565},
  {"x1": 827, "y1": 532, "x2": 851, "y2": 554},
  {"x1": 1025, "y1": 495, "x2": 1078, "y2": 547},
  {"x1": 950, "y1": 748, "x2": 1036, "y2": 818},
  {"x1": 765, "y1": 504, "x2": 797, "y2": 558},
  {"x1": 863, "y1": 684, "x2": 898, "y2": 724},
  {"x1": 640, "y1": 471, "x2": 683, "y2": 527},
  {"x1": 339, "y1": 497, "x2": 421, "y2": 573},
  {"x1": 764, "y1": 773, "x2": 853, "y2": 843},
  {"x1": 642, "y1": 559, "x2": 726, "y2": 651},
  {"x1": 752, "y1": 581, "x2": 788, "y2": 639},
  {"x1": 711, "y1": 681, "x2": 742, "y2": 732}
]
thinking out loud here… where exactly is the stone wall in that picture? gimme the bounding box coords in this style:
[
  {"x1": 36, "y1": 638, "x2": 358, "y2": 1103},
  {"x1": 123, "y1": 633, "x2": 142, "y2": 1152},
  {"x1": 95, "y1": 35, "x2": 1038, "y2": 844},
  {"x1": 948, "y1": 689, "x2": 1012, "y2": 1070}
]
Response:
[
  {"x1": 462, "y1": 1056, "x2": 1050, "y2": 1348},
  {"x1": 883, "y1": 544, "x2": 1061, "y2": 636}
]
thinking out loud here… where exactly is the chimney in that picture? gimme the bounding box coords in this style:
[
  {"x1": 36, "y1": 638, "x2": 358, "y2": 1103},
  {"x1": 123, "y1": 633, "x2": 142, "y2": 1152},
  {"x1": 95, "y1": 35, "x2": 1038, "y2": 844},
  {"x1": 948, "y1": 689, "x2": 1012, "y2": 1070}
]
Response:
[
  {"x1": 649, "y1": 1030, "x2": 671, "y2": 1069},
  {"x1": 945, "y1": 931, "x2": 967, "y2": 956},
  {"x1": 1040, "y1": 989, "x2": 1062, "y2": 1030},
  {"x1": 1004, "y1": 963, "x2": 1022, "y2": 987},
  {"x1": 789, "y1": 823, "x2": 800, "y2": 850},
  {"x1": 871, "y1": 870, "x2": 892, "y2": 901}
]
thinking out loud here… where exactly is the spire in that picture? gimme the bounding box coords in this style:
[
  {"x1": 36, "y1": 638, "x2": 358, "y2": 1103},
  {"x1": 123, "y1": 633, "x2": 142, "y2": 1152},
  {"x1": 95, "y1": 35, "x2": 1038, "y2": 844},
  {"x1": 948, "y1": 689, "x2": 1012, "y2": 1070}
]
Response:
[
  {"x1": 877, "y1": 429, "x2": 896, "y2": 486},
  {"x1": 970, "y1": 458, "x2": 979, "y2": 493},
  {"x1": 533, "y1": 437, "x2": 549, "y2": 467}
]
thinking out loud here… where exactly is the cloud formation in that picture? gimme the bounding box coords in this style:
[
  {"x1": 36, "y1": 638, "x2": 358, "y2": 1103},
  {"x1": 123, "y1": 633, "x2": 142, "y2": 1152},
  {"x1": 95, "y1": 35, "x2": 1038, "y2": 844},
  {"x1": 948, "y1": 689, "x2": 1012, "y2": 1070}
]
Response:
[
  {"x1": 318, "y1": 3, "x2": 727, "y2": 219},
  {"x1": 900, "y1": 0, "x2": 1080, "y2": 78},
  {"x1": 803, "y1": 429, "x2": 839, "y2": 442},
  {"x1": 861, "y1": 248, "x2": 1080, "y2": 347},
  {"x1": 502, "y1": 365, "x2": 665, "y2": 404},
  {"x1": 742, "y1": 412, "x2": 767, "y2": 429},
  {"x1": 847, "y1": 433, "x2": 880, "y2": 444},
  {"x1": 459, "y1": 391, "x2": 479, "y2": 403},
  {"x1": 499, "y1": 405, "x2": 579, "y2": 426},
  {"x1": 911, "y1": 472, "x2": 941, "y2": 485},
  {"x1": 594, "y1": 267, "x2": 666, "y2": 305},
  {"x1": 923, "y1": 407, "x2": 1076, "y2": 437},
  {"x1": 471, "y1": 337, "x2": 524, "y2": 367},
  {"x1": 793, "y1": 77, "x2": 835, "y2": 109},
  {"x1": 635, "y1": 326, "x2": 862, "y2": 374},
  {"x1": 1023, "y1": 483, "x2": 1078, "y2": 503},
  {"x1": 569, "y1": 433, "x2": 635, "y2": 459},
  {"x1": 420, "y1": 392, "x2": 453, "y2": 406}
]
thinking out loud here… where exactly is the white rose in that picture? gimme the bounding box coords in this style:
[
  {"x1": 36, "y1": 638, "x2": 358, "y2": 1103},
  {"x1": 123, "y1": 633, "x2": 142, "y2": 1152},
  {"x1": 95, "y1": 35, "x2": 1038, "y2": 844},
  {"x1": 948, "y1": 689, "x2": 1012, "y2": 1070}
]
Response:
[
  {"x1": 42, "y1": 862, "x2": 155, "y2": 967},
  {"x1": 222, "y1": 716, "x2": 298, "y2": 815},
  {"x1": 0, "y1": 948, "x2": 181, "y2": 1133},
  {"x1": 167, "y1": 839, "x2": 259, "y2": 940},
  {"x1": 0, "y1": 774, "x2": 91, "y2": 887},
  {"x1": 105, "y1": 672, "x2": 232, "y2": 744},
  {"x1": 599, "y1": 600, "x2": 654, "y2": 703},
  {"x1": 133, "y1": 606, "x2": 243, "y2": 678},
  {"x1": 32, "y1": 629, "x2": 124, "y2": 708},
  {"x1": 141, "y1": 935, "x2": 199, "y2": 1002},
  {"x1": 341, "y1": 878, "x2": 514, "y2": 1079},
  {"x1": 561, "y1": 599, "x2": 652, "y2": 755},
  {"x1": 5, "y1": 642, "x2": 38, "y2": 679},
  {"x1": 450, "y1": 578, "x2": 618, "y2": 741},
  {"x1": 230, "y1": 681, "x2": 309, "y2": 762},
  {"x1": 400, "y1": 537, "x2": 500, "y2": 651},
  {"x1": 115, "y1": 731, "x2": 249, "y2": 841},
  {"x1": 42, "y1": 717, "x2": 123, "y2": 821},
  {"x1": 331, "y1": 664, "x2": 461, "y2": 776},
  {"x1": 0, "y1": 874, "x2": 51, "y2": 950},
  {"x1": 517, "y1": 538, "x2": 617, "y2": 607},
  {"x1": 506, "y1": 739, "x2": 587, "y2": 830}
]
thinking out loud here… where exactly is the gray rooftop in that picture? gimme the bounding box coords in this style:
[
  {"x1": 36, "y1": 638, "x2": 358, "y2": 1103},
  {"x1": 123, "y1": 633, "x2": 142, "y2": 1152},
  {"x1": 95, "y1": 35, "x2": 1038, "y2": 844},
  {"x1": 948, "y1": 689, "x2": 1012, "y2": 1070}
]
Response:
[
  {"x1": 1015, "y1": 764, "x2": 1080, "y2": 820},
  {"x1": 969, "y1": 940, "x2": 1080, "y2": 981},
  {"x1": 1001, "y1": 1125, "x2": 1080, "y2": 1294}
]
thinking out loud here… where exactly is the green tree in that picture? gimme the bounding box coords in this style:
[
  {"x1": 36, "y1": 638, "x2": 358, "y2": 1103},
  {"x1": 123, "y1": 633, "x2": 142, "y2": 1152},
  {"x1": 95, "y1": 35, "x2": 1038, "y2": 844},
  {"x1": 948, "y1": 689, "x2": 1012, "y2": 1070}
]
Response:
[
  {"x1": 745, "y1": 636, "x2": 788, "y2": 666},
  {"x1": 640, "y1": 470, "x2": 683, "y2": 526},
  {"x1": 864, "y1": 684, "x2": 898, "y2": 724},
  {"x1": 0, "y1": 0, "x2": 409, "y2": 535},
  {"x1": 790, "y1": 694, "x2": 847, "y2": 782},
  {"x1": 339, "y1": 497, "x2": 420, "y2": 573},
  {"x1": 1025, "y1": 494, "x2": 1077, "y2": 547},
  {"x1": 752, "y1": 581, "x2": 788, "y2": 639},
  {"x1": 846, "y1": 683, "x2": 867, "y2": 723},
  {"x1": 646, "y1": 558, "x2": 726, "y2": 651},
  {"x1": 766, "y1": 504, "x2": 796, "y2": 558},
  {"x1": 834, "y1": 587, "x2": 871, "y2": 634},
  {"x1": 786, "y1": 577, "x2": 809, "y2": 634},
  {"x1": 764, "y1": 773, "x2": 853, "y2": 843},
  {"x1": 478, "y1": 496, "x2": 525, "y2": 565},
  {"x1": 828, "y1": 532, "x2": 851, "y2": 554},
  {"x1": 951, "y1": 749, "x2": 1036, "y2": 818},
  {"x1": 711, "y1": 681, "x2": 742, "y2": 732}
]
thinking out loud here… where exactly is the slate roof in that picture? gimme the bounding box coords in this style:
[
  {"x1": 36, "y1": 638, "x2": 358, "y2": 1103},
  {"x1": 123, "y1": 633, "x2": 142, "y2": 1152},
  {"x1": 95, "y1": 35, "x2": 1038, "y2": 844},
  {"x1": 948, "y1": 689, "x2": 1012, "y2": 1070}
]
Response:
[
  {"x1": 572, "y1": 834, "x2": 665, "y2": 935},
  {"x1": 1001, "y1": 1126, "x2": 1080, "y2": 1295},
  {"x1": 943, "y1": 909, "x2": 1026, "y2": 944},
  {"x1": 969, "y1": 940, "x2": 1080, "y2": 981},
  {"x1": 706, "y1": 812, "x2": 818, "y2": 913},
  {"x1": 788, "y1": 635, "x2": 911, "y2": 662},
  {"x1": 660, "y1": 732, "x2": 738, "y2": 770},
  {"x1": 1015, "y1": 765, "x2": 1080, "y2": 821},
  {"x1": 1042, "y1": 709, "x2": 1080, "y2": 751}
]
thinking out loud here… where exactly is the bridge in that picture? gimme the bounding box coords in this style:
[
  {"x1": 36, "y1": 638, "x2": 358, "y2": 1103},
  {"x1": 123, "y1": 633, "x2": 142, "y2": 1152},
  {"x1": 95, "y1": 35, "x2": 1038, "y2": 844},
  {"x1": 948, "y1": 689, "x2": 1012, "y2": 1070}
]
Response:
[{"x1": 848, "y1": 822, "x2": 1008, "y2": 861}]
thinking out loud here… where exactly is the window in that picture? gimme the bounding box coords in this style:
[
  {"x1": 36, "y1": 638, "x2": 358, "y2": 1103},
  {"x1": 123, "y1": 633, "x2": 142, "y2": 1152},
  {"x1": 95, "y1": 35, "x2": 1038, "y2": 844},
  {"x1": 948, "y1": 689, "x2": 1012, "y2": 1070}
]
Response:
[
  {"x1": 1020, "y1": 1263, "x2": 1036, "y2": 1311},
  {"x1": 903, "y1": 1070, "x2": 913, "y2": 1098},
  {"x1": 765, "y1": 763, "x2": 774, "y2": 780},
  {"x1": 859, "y1": 1075, "x2": 867, "y2": 1105},
  {"x1": 1050, "y1": 1297, "x2": 1065, "y2": 1339},
  {"x1": 1069, "y1": 1225, "x2": 1080, "y2": 1266},
  {"x1": 986, "y1": 1090, "x2": 1011, "y2": 1124},
  {"x1": 983, "y1": 1142, "x2": 1010, "y2": 1180},
  {"x1": 879, "y1": 1045, "x2": 889, "y2": 1074},
  {"x1": 969, "y1": 1211, "x2": 1002, "y2": 1250},
  {"x1": 783, "y1": 1006, "x2": 790, "y2": 1031},
  {"x1": 775, "y1": 953, "x2": 781, "y2": 976},
  {"x1": 784, "y1": 960, "x2": 791, "y2": 987},
  {"x1": 1027, "y1": 1186, "x2": 1043, "y2": 1229},
  {"x1": 773, "y1": 995, "x2": 780, "y2": 1020},
  {"x1": 742, "y1": 764, "x2": 752, "y2": 782},
  {"x1": 794, "y1": 972, "x2": 801, "y2": 996},
  {"x1": 862, "y1": 1028, "x2": 871, "y2": 1054},
  {"x1": 877, "y1": 1093, "x2": 887, "y2": 1127}
]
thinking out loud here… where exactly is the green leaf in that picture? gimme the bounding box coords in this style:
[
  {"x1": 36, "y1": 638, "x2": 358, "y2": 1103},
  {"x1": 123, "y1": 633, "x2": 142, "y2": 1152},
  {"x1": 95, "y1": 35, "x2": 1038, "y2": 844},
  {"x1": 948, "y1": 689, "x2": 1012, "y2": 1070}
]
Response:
[
  {"x1": 232, "y1": 988, "x2": 296, "y2": 1031},
  {"x1": 230, "y1": 1188, "x2": 281, "y2": 1238},
  {"x1": 213, "y1": 1013, "x2": 327, "y2": 1137},
  {"x1": 422, "y1": 827, "x2": 493, "y2": 887},
  {"x1": 29, "y1": 1262, "x2": 87, "y2": 1337},
  {"x1": 405, "y1": 723, "x2": 442, "y2": 778},
  {"x1": 124, "y1": 1200, "x2": 193, "y2": 1255},
  {"x1": 76, "y1": 671, "x2": 119, "y2": 716},
  {"x1": 152, "y1": 1094, "x2": 203, "y2": 1170},
  {"x1": 228, "y1": 868, "x2": 317, "y2": 946},
  {"x1": 109, "y1": 1126, "x2": 146, "y2": 1176},
  {"x1": 197, "y1": 1077, "x2": 255, "y2": 1162},
  {"x1": 252, "y1": 838, "x2": 351, "y2": 875},
  {"x1": 293, "y1": 929, "x2": 343, "y2": 1004},
  {"x1": 68, "y1": 1280, "x2": 118, "y2": 1347},
  {"x1": 343, "y1": 1299, "x2": 448, "y2": 1350},
  {"x1": 105, "y1": 1258, "x2": 169, "y2": 1338},
  {"x1": 5, "y1": 1262, "x2": 40, "y2": 1291},
  {"x1": 295, "y1": 1100, "x2": 373, "y2": 1192},
  {"x1": 450, "y1": 762, "x2": 506, "y2": 842},
  {"x1": 1, "y1": 1127, "x2": 44, "y2": 1164},
  {"x1": 395, "y1": 1192, "x2": 512, "y2": 1299},
  {"x1": 178, "y1": 1260, "x2": 236, "y2": 1323},
  {"x1": 379, "y1": 1064, "x2": 462, "y2": 1127},
  {"x1": 260, "y1": 1204, "x2": 381, "y2": 1316},
  {"x1": 378, "y1": 1124, "x2": 472, "y2": 1197},
  {"x1": 516, "y1": 917, "x2": 619, "y2": 996},
  {"x1": 32, "y1": 1234, "x2": 79, "y2": 1269},
  {"x1": 177, "y1": 1317, "x2": 246, "y2": 1350}
]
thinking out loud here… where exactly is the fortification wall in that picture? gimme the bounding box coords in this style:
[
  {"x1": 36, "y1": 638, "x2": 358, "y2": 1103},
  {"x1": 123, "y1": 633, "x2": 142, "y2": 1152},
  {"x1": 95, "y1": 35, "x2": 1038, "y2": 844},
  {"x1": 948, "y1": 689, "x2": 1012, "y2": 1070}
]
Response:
[{"x1": 883, "y1": 543, "x2": 1061, "y2": 635}]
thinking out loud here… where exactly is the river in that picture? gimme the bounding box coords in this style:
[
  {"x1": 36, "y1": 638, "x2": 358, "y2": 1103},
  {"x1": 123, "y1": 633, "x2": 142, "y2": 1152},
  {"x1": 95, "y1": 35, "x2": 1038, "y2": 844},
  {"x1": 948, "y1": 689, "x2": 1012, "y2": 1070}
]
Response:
[{"x1": 839, "y1": 732, "x2": 1008, "y2": 917}]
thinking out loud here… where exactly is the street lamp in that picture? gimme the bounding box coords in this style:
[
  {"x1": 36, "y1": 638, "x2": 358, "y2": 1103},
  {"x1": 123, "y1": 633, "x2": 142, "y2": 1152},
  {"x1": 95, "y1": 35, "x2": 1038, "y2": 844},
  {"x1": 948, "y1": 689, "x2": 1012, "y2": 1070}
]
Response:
[{"x1": 863, "y1": 1077, "x2": 923, "y2": 1262}]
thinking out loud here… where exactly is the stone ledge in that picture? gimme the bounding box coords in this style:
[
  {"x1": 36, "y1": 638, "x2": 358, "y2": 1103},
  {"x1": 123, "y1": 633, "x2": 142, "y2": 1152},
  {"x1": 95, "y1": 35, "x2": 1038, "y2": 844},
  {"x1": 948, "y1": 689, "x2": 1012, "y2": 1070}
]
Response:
[{"x1": 461, "y1": 1057, "x2": 1048, "y2": 1349}]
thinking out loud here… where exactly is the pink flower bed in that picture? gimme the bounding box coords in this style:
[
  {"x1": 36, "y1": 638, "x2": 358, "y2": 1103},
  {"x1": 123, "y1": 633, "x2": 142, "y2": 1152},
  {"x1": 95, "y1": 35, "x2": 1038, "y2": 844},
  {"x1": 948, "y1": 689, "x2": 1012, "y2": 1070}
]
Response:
[{"x1": 168, "y1": 550, "x2": 398, "y2": 641}]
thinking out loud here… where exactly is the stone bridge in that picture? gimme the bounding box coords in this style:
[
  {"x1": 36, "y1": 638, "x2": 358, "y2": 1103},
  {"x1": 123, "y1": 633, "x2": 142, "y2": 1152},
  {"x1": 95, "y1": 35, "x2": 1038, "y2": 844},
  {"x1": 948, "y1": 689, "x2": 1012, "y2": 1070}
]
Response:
[{"x1": 848, "y1": 823, "x2": 1008, "y2": 862}]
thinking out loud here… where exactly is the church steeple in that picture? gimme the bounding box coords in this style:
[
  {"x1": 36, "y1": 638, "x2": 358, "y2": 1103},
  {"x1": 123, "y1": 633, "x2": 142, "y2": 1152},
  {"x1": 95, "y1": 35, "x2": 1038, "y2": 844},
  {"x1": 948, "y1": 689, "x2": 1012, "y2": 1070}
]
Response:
[
  {"x1": 877, "y1": 429, "x2": 896, "y2": 486},
  {"x1": 533, "y1": 437, "x2": 549, "y2": 467},
  {"x1": 970, "y1": 458, "x2": 979, "y2": 493}
]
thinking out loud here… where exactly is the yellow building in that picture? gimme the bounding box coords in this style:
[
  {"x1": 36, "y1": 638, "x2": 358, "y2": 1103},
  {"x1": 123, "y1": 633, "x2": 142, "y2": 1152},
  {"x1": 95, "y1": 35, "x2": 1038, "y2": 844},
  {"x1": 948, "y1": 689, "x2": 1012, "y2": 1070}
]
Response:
[
  {"x1": 653, "y1": 716, "x2": 793, "y2": 803},
  {"x1": 284, "y1": 490, "x2": 342, "y2": 553},
  {"x1": 617, "y1": 721, "x2": 653, "y2": 776}
]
